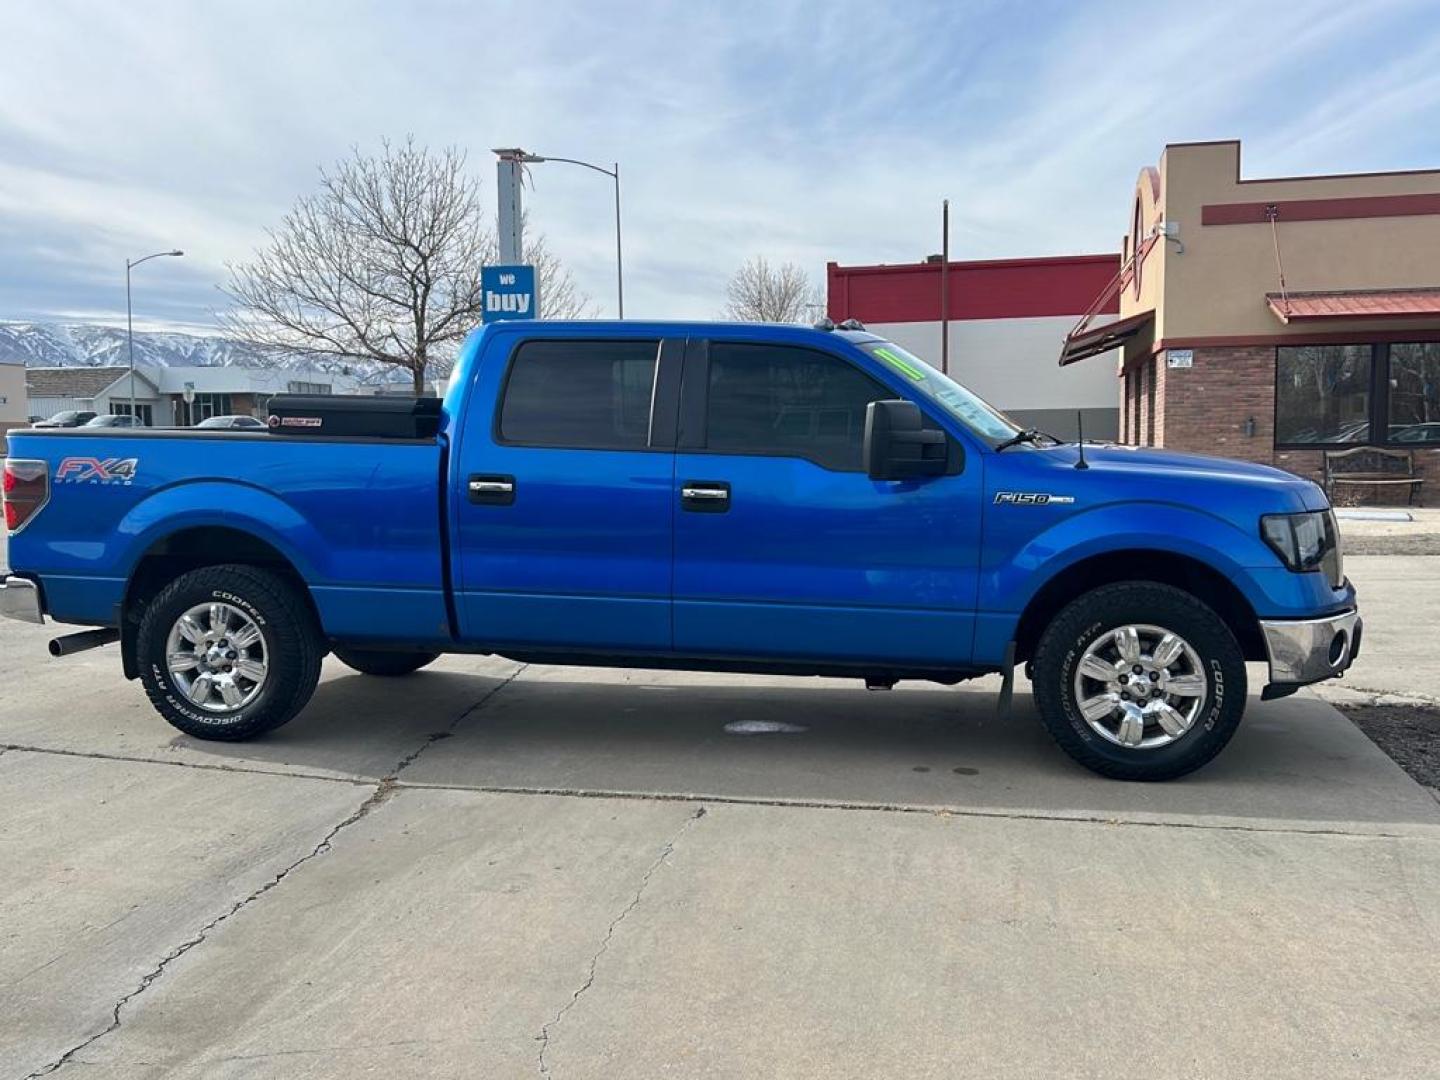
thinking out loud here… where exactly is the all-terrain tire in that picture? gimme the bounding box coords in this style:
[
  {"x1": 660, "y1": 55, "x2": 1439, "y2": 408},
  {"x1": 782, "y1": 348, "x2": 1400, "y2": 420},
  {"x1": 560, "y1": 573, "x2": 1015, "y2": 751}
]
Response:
[
  {"x1": 331, "y1": 646, "x2": 440, "y2": 677},
  {"x1": 1031, "y1": 581, "x2": 1247, "y2": 781},
  {"x1": 136, "y1": 564, "x2": 323, "y2": 741}
]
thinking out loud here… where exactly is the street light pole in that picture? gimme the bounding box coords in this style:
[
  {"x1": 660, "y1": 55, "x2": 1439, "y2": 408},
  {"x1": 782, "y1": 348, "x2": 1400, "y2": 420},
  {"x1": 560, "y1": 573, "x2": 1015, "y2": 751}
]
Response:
[
  {"x1": 519, "y1": 154, "x2": 624, "y2": 319},
  {"x1": 125, "y1": 249, "x2": 184, "y2": 421}
]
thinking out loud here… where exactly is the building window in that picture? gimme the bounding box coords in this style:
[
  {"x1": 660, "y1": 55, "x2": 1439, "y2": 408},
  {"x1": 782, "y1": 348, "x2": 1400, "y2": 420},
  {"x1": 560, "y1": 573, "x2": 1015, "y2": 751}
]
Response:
[
  {"x1": 177, "y1": 394, "x2": 233, "y2": 426},
  {"x1": 1275, "y1": 345, "x2": 1373, "y2": 446},
  {"x1": 1388, "y1": 343, "x2": 1440, "y2": 445},
  {"x1": 112, "y1": 402, "x2": 153, "y2": 426},
  {"x1": 287, "y1": 381, "x2": 332, "y2": 395},
  {"x1": 1276, "y1": 342, "x2": 1440, "y2": 448}
]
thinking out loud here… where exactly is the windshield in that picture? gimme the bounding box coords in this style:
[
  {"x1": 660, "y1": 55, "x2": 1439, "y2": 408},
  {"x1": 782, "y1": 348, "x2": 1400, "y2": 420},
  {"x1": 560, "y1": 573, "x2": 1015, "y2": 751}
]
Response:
[{"x1": 859, "y1": 341, "x2": 1023, "y2": 444}]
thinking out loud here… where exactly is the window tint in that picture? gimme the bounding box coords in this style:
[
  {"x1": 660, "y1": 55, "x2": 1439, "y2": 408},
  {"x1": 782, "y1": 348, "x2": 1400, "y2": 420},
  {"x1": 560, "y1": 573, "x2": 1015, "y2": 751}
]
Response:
[
  {"x1": 705, "y1": 343, "x2": 890, "y2": 470},
  {"x1": 1275, "y1": 345, "x2": 1372, "y2": 446},
  {"x1": 499, "y1": 340, "x2": 658, "y2": 449},
  {"x1": 1388, "y1": 343, "x2": 1440, "y2": 445}
]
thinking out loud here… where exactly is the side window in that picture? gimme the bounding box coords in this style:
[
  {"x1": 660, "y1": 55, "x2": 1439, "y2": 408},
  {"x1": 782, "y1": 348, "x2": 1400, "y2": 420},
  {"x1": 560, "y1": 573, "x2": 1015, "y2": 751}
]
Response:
[
  {"x1": 705, "y1": 343, "x2": 891, "y2": 470},
  {"x1": 499, "y1": 339, "x2": 659, "y2": 449}
]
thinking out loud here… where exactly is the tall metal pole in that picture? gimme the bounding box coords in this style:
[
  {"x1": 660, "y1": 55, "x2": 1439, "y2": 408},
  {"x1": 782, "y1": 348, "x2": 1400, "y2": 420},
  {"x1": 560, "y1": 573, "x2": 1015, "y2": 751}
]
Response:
[
  {"x1": 126, "y1": 260, "x2": 136, "y2": 416},
  {"x1": 940, "y1": 199, "x2": 950, "y2": 376},
  {"x1": 613, "y1": 162, "x2": 624, "y2": 319},
  {"x1": 123, "y1": 249, "x2": 183, "y2": 423},
  {"x1": 517, "y1": 154, "x2": 624, "y2": 318}
]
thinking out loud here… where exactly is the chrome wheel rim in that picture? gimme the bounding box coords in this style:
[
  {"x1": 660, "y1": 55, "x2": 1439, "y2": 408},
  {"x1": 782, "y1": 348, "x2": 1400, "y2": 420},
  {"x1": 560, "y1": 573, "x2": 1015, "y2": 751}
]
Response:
[
  {"x1": 1071, "y1": 623, "x2": 1207, "y2": 750},
  {"x1": 164, "y1": 601, "x2": 268, "y2": 713}
]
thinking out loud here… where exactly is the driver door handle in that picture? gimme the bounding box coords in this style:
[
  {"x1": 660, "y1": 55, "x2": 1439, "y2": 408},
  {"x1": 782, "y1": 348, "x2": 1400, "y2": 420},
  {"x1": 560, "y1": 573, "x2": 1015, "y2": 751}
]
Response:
[
  {"x1": 681, "y1": 480, "x2": 730, "y2": 512},
  {"x1": 469, "y1": 474, "x2": 515, "y2": 506}
]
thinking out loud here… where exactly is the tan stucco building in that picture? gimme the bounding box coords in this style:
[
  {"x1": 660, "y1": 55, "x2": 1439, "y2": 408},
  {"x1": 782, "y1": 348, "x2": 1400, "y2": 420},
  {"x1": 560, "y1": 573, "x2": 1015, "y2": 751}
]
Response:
[
  {"x1": 1062, "y1": 139, "x2": 1440, "y2": 504},
  {"x1": 0, "y1": 359, "x2": 29, "y2": 441}
]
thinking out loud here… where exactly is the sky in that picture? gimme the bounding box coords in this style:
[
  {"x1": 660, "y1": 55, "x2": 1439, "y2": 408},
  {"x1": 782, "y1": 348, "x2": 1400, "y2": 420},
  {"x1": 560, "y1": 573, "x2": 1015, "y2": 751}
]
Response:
[{"x1": 3, "y1": 0, "x2": 1440, "y2": 334}]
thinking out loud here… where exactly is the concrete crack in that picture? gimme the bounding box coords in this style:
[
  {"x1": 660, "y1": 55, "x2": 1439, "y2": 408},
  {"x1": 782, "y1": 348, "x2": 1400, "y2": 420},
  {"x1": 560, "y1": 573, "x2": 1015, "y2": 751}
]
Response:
[
  {"x1": 24, "y1": 664, "x2": 527, "y2": 1078},
  {"x1": 535, "y1": 805, "x2": 707, "y2": 1078},
  {"x1": 385, "y1": 664, "x2": 527, "y2": 779},
  {"x1": 0, "y1": 742, "x2": 374, "y2": 788},
  {"x1": 23, "y1": 779, "x2": 398, "y2": 1078}
]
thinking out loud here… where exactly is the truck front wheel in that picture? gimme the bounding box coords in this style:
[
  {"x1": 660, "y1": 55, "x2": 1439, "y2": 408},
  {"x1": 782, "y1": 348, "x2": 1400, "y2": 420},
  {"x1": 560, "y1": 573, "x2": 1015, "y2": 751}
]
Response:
[
  {"x1": 135, "y1": 564, "x2": 323, "y2": 741},
  {"x1": 1031, "y1": 582, "x2": 1247, "y2": 781}
]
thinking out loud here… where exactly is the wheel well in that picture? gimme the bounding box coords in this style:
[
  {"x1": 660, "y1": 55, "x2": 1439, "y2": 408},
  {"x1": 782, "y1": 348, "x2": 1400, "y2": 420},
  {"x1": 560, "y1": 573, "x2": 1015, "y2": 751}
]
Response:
[
  {"x1": 120, "y1": 526, "x2": 321, "y2": 679},
  {"x1": 1012, "y1": 550, "x2": 1265, "y2": 664}
]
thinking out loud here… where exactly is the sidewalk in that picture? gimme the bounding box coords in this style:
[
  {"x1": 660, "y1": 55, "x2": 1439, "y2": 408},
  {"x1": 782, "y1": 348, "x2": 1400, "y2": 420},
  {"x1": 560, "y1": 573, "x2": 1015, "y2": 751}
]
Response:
[{"x1": 1336, "y1": 506, "x2": 1440, "y2": 555}]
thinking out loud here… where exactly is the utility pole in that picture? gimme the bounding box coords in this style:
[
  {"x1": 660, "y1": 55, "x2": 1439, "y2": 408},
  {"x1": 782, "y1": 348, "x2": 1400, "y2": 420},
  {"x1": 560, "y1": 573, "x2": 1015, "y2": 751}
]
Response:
[
  {"x1": 940, "y1": 199, "x2": 950, "y2": 376},
  {"x1": 492, "y1": 148, "x2": 528, "y2": 265}
]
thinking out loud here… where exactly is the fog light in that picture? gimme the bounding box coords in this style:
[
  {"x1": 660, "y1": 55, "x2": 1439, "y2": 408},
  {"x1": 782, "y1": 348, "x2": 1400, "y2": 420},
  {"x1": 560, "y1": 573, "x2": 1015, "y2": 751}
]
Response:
[{"x1": 1328, "y1": 631, "x2": 1348, "y2": 667}]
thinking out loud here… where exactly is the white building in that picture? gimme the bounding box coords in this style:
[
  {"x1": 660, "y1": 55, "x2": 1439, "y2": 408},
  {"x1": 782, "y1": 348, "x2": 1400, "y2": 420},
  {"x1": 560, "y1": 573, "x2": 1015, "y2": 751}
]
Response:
[
  {"x1": 24, "y1": 365, "x2": 363, "y2": 426},
  {"x1": 827, "y1": 254, "x2": 1122, "y2": 439},
  {"x1": 0, "y1": 357, "x2": 28, "y2": 438}
]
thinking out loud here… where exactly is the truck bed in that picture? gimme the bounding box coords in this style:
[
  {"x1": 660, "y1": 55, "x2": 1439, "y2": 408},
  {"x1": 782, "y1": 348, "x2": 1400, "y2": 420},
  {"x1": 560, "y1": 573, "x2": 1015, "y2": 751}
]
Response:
[{"x1": 3, "y1": 427, "x2": 450, "y2": 642}]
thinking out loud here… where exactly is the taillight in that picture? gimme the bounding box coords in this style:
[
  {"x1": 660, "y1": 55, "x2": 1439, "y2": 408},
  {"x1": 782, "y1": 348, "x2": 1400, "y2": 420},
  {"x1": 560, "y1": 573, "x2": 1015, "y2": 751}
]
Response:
[{"x1": 3, "y1": 458, "x2": 48, "y2": 533}]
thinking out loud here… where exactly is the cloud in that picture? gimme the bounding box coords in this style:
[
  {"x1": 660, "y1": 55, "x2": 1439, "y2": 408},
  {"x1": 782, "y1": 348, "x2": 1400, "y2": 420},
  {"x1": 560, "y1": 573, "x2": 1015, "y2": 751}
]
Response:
[{"x1": 2, "y1": 0, "x2": 1439, "y2": 331}]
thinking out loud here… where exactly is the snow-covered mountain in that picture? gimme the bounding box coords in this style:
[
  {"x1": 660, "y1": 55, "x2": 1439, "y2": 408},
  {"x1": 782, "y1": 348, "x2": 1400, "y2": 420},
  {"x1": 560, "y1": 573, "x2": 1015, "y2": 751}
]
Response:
[{"x1": 0, "y1": 322, "x2": 409, "y2": 384}]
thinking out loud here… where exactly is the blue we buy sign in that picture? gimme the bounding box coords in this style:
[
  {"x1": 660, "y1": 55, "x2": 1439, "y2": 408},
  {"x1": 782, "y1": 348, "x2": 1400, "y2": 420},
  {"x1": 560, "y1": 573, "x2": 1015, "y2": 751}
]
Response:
[{"x1": 481, "y1": 264, "x2": 538, "y2": 322}]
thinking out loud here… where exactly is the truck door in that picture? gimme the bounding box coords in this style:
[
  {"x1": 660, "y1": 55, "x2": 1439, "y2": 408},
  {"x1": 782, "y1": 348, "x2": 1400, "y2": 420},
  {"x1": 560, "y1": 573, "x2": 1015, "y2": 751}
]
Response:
[
  {"x1": 671, "y1": 338, "x2": 981, "y2": 667},
  {"x1": 452, "y1": 333, "x2": 682, "y2": 652}
]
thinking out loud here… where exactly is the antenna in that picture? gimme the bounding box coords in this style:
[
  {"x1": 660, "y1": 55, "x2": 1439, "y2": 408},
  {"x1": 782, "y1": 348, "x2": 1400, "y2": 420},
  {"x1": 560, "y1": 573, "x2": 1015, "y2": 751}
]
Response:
[{"x1": 1074, "y1": 410, "x2": 1089, "y2": 470}]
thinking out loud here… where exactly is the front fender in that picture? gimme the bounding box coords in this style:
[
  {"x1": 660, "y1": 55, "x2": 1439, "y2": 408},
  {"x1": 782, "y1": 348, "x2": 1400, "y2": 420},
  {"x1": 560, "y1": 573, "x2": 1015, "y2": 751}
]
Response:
[{"x1": 983, "y1": 500, "x2": 1335, "y2": 618}]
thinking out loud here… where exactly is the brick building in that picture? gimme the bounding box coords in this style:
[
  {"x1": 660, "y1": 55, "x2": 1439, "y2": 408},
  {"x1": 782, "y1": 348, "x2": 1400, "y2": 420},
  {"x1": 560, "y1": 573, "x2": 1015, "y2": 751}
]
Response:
[{"x1": 1061, "y1": 139, "x2": 1440, "y2": 504}]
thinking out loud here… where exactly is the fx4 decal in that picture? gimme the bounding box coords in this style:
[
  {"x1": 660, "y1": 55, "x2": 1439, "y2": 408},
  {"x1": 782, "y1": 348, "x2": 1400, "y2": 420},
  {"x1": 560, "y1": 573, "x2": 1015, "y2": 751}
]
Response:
[
  {"x1": 56, "y1": 457, "x2": 139, "y2": 484},
  {"x1": 994, "y1": 491, "x2": 1075, "y2": 506}
]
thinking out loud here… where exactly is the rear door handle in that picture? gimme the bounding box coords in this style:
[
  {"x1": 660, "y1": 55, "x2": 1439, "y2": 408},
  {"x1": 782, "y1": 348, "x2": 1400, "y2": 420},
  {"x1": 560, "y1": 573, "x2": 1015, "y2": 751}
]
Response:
[
  {"x1": 681, "y1": 480, "x2": 730, "y2": 512},
  {"x1": 468, "y1": 474, "x2": 515, "y2": 506}
]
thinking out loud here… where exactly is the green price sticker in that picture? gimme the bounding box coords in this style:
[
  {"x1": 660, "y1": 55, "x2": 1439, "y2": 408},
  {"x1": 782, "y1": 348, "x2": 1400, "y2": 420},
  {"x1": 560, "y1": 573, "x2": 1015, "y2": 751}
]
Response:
[{"x1": 872, "y1": 346, "x2": 927, "y2": 381}]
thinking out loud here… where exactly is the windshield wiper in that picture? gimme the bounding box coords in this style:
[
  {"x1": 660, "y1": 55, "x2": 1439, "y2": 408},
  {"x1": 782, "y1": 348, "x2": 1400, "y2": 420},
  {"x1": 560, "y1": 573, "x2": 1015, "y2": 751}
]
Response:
[{"x1": 993, "y1": 428, "x2": 1059, "y2": 452}]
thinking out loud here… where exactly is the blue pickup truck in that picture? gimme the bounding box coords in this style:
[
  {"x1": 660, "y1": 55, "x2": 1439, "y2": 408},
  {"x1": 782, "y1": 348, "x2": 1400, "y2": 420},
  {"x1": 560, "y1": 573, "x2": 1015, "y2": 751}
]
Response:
[{"x1": 1, "y1": 320, "x2": 1359, "y2": 779}]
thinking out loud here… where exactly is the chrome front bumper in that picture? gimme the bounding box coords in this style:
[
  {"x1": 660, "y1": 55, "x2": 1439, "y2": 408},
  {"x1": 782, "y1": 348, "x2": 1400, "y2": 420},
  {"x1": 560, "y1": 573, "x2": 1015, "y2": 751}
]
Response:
[
  {"x1": 1259, "y1": 608, "x2": 1360, "y2": 689},
  {"x1": 0, "y1": 576, "x2": 44, "y2": 625}
]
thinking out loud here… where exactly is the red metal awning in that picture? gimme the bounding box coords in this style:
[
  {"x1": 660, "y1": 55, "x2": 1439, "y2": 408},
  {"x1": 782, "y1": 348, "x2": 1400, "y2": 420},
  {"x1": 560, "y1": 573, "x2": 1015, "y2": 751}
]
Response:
[
  {"x1": 1058, "y1": 310, "x2": 1154, "y2": 366},
  {"x1": 1266, "y1": 288, "x2": 1440, "y2": 324}
]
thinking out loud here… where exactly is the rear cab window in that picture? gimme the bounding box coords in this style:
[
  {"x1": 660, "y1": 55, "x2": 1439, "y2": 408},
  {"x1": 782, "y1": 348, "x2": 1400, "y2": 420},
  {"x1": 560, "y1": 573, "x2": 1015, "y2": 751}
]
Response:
[{"x1": 497, "y1": 339, "x2": 659, "y2": 450}]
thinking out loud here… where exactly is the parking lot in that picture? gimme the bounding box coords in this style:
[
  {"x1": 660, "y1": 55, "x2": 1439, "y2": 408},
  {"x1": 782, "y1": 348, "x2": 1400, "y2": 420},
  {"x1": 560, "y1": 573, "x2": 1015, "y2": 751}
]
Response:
[{"x1": 3, "y1": 528, "x2": 1438, "y2": 1079}]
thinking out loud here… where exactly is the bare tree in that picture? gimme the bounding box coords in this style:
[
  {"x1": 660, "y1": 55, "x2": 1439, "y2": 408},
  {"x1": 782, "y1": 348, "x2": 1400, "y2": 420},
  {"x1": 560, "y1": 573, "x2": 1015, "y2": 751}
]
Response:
[
  {"x1": 721, "y1": 257, "x2": 821, "y2": 323},
  {"x1": 222, "y1": 137, "x2": 589, "y2": 392}
]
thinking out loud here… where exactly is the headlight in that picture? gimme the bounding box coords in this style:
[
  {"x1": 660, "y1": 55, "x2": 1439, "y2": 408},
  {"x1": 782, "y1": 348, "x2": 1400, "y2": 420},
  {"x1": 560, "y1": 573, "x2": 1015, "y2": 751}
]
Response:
[{"x1": 1261, "y1": 510, "x2": 1343, "y2": 587}]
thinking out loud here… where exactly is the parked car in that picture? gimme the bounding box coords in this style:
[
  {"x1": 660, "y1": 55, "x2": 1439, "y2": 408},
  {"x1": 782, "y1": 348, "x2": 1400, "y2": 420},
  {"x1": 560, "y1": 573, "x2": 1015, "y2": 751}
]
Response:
[
  {"x1": 0, "y1": 320, "x2": 1360, "y2": 780},
  {"x1": 195, "y1": 415, "x2": 267, "y2": 430},
  {"x1": 1389, "y1": 421, "x2": 1440, "y2": 444},
  {"x1": 31, "y1": 410, "x2": 96, "y2": 428}
]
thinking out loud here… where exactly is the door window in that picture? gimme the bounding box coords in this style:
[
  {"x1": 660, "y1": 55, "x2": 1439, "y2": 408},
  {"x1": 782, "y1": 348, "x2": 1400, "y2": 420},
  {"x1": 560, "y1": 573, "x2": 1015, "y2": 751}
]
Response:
[
  {"x1": 704, "y1": 343, "x2": 890, "y2": 470},
  {"x1": 498, "y1": 340, "x2": 659, "y2": 449}
]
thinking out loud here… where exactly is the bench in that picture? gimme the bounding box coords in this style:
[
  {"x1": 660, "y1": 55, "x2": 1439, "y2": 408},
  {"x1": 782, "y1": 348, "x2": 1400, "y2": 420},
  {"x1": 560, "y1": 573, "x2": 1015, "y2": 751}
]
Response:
[{"x1": 1323, "y1": 446, "x2": 1424, "y2": 505}]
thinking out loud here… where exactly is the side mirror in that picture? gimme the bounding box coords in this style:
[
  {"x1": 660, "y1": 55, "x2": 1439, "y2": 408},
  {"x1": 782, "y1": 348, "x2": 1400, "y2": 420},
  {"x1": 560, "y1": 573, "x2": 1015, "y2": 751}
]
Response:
[{"x1": 864, "y1": 400, "x2": 947, "y2": 481}]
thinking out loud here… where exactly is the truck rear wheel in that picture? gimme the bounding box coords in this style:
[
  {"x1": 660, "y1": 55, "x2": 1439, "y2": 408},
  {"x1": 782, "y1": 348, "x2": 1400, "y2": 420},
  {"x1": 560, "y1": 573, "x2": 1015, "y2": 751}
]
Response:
[
  {"x1": 331, "y1": 647, "x2": 439, "y2": 677},
  {"x1": 1030, "y1": 581, "x2": 1246, "y2": 781},
  {"x1": 136, "y1": 564, "x2": 323, "y2": 741}
]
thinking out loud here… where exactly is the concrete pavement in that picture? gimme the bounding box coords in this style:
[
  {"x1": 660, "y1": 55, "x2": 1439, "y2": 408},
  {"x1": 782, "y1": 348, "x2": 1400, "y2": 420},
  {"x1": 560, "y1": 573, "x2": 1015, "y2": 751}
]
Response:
[{"x1": 2, "y1": 534, "x2": 1439, "y2": 1078}]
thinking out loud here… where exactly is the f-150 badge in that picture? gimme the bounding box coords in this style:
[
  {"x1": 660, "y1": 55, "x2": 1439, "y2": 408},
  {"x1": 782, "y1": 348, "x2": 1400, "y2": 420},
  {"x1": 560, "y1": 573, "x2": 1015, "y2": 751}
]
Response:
[{"x1": 994, "y1": 492, "x2": 1075, "y2": 505}]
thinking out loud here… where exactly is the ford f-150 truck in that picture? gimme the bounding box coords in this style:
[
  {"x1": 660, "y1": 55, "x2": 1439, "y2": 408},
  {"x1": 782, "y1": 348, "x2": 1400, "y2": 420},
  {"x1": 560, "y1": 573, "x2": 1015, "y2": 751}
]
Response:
[{"x1": 0, "y1": 320, "x2": 1360, "y2": 780}]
